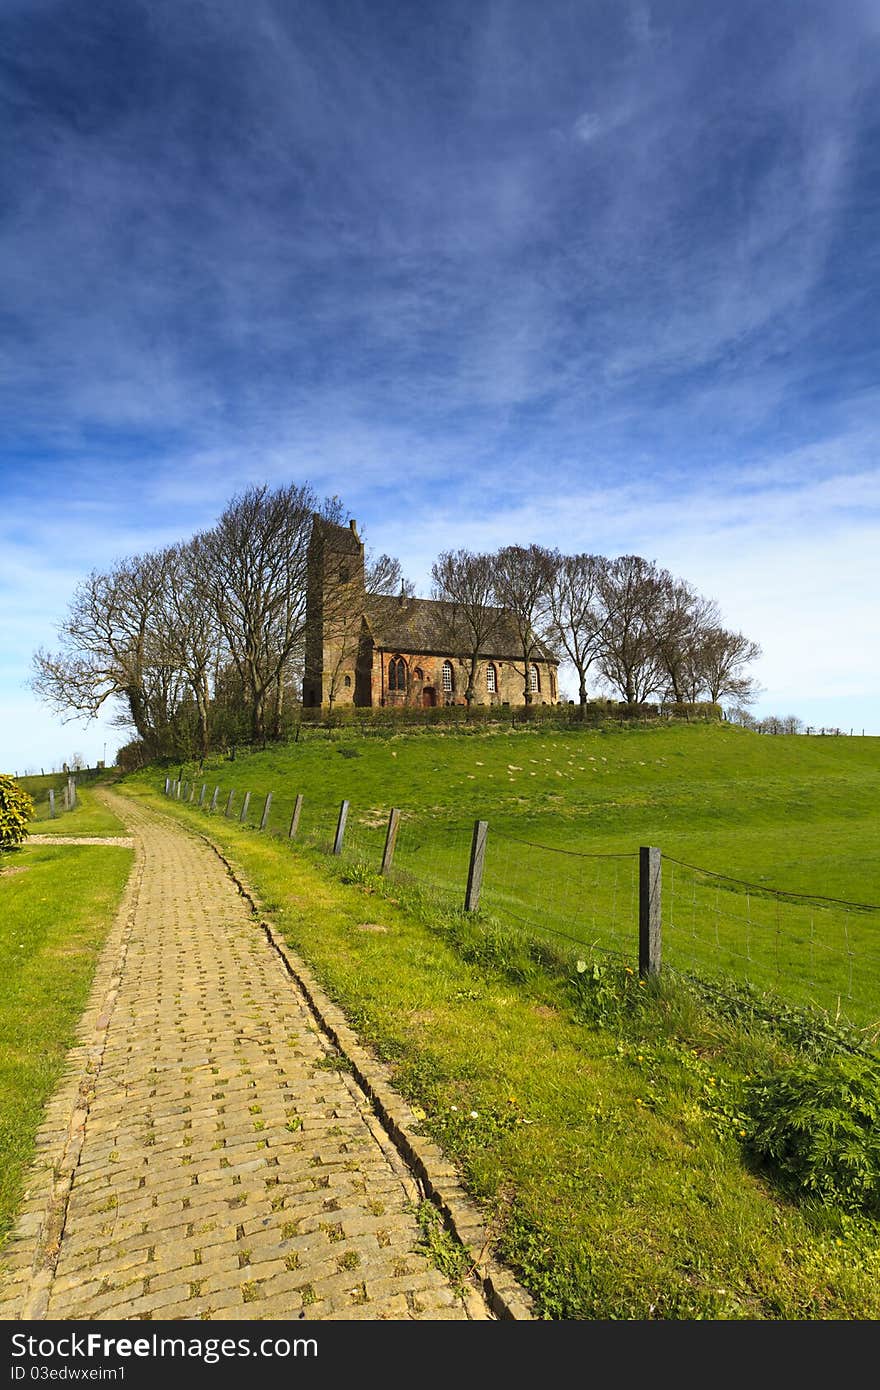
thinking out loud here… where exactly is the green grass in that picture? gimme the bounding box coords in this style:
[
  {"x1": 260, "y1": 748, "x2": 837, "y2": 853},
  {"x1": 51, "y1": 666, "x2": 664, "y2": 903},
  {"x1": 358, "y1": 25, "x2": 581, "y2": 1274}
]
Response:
[
  {"x1": 16, "y1": 773, "x2": 126, "y2": 838},
  {"x1": 0, "y1": 841, "x2": 133, "y2": 1245},
  {"x1": 115, "y1": 773, "x2": 880, "y2": 1319},
  {"x1": 139, "y1": 724, "x2": 880, "y2": 1030}
]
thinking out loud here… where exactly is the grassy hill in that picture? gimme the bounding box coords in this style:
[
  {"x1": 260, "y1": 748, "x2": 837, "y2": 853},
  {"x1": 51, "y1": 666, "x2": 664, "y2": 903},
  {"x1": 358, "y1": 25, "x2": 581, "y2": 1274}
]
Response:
[
  {"x1": 146, "y1": 722, "x2": 880, "y2": 1029},
  {"x1": 118, "y1": 723, "x2": 880, "y2": 1319}
]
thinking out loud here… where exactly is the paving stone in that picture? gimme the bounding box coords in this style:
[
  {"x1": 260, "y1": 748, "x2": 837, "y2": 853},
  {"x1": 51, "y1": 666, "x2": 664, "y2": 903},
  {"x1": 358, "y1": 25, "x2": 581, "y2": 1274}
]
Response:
[{"x1": 0, "y1": 790, "x2": 509, "y2": 1323}]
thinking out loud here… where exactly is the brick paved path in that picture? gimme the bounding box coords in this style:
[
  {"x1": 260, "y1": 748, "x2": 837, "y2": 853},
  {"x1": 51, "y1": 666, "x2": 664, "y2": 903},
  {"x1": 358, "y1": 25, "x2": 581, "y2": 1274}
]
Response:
[{"x1": 0, "y1": 794, "x2": 490, "y2": 1322}]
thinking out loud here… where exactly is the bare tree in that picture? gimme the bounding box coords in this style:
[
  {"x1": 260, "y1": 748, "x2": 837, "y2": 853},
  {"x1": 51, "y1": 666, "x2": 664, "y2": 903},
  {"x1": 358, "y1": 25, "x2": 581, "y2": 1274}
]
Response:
[
  {"x1": 694, "y1": 627, "x2": 762, "y2": 706},
  {"x1": 198, "y1": 482, "x2": 318, "y2": 743},
  {"x1": 652, "y1": 577, "x2": 720, "y2": 704},
  {"x1": 596, "y1": 556, "x2": 668, "y2": 704},
  {"x1": 492, "y1": 544, "x2": 556, "y2": 704},
  {"x1": 545, "y1": 551, "x2": 608, "y2": 706},
  {"x1": 31, "y1": 550, "x2": 181, "y2": 754},
  {"x1": 431, "y1": 549, "x2": 506, "y2": 706},
  {"x1": 158, "y1": 538, "x2": 221, "y2": 757}
]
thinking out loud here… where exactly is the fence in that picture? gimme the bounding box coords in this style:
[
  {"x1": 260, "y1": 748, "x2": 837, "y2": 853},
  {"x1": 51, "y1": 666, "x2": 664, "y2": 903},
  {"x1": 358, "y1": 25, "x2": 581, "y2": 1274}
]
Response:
[
  {"x1": 43, "y1": 776, "x2": 79, "y2": 819},
  {"x1": 161, "y1": 776, "x2": 880, "y2": 1034}
]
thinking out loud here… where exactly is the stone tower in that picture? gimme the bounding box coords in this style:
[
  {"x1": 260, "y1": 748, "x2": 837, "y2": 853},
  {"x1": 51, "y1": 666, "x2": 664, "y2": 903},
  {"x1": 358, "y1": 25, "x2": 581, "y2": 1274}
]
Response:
[{"x1": 302, "y1": 515, "x2": 365, "y2": 707}]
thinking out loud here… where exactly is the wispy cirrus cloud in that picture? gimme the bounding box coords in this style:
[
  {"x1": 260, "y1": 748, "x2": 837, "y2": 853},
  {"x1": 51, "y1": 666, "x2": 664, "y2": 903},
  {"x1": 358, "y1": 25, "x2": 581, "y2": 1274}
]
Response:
[{"x1": 1, "y1": 0, "x2": 879, "y2": 763}]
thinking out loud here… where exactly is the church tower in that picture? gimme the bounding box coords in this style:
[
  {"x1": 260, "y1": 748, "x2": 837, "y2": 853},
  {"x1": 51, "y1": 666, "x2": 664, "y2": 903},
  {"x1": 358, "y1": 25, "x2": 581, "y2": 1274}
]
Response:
[{"x1": 302, "y1": 515, "x2": 366, "y2": 707}]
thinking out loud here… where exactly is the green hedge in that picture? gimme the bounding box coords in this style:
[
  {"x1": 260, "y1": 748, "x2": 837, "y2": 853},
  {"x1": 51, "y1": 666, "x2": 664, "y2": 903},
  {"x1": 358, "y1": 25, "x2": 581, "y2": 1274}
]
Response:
[{"x1": 0, "y1": 774, "x2": 35, "y2": 850}]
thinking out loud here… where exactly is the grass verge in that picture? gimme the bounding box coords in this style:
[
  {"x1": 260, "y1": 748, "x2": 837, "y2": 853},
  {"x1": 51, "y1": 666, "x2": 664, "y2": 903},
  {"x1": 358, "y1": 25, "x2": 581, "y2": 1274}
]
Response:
[{"x1": 0, "y1": 842, "x2": 133, "y2": 1245}]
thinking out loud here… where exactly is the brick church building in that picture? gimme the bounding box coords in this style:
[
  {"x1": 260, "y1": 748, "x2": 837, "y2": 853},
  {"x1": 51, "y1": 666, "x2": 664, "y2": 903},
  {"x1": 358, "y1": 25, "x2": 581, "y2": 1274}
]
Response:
[{"x1": 302, "y1": 517, "x2": 558, "y2": 709}]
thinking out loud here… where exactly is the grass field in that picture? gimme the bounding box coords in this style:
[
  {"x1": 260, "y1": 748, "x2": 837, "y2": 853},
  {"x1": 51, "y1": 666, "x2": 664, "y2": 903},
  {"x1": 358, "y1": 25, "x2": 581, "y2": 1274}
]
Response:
[
  {"x1": 149, "y1": 723, "x2": 880, "y2": 1031},
  {"x1": 0, "y1": 841, "x2": 133, "y2": 1244},
  {"x1": 16, "y1": 772, "x2": 126, "y2": 838}
]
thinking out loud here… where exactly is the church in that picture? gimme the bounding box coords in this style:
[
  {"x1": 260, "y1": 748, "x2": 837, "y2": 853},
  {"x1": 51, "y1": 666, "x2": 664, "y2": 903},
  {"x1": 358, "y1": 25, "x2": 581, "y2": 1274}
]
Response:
[{"x1": 302, "y1": 517, "x2": 559, "y2": 709}]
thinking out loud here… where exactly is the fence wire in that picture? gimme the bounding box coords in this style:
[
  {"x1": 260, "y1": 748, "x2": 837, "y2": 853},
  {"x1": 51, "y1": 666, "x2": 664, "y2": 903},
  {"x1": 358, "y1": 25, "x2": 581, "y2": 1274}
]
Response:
[
  {"x1": 664, "y1": 856, "x2": 880, "y2": 1029},
  {"x1": 170, "y1": 779, "x2": 880, "y2": 1030}
]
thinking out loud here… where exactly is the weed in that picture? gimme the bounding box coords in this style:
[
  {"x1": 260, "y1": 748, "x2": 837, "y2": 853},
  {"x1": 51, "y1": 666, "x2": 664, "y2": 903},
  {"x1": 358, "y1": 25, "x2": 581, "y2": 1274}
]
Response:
[{"x1": 414, "y1": 1201, "x2": 470, "y2": 1290}]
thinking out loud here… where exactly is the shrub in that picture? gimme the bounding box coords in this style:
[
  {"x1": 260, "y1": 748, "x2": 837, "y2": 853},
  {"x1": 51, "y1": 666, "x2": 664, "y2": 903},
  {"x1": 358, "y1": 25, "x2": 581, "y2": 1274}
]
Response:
[
  {"x1": 743, "y1": 1053, "x2": 880, "y2": 1213},
  {"x1": 0, "y1": 774, "x2": 35, "y2": 850},
  {"x1": 115, "y1": 740, "x2": 150, "y2": 774}
]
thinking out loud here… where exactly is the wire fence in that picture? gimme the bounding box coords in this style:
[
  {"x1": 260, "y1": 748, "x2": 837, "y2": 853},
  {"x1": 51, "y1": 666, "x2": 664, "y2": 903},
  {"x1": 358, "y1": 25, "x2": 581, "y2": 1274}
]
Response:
[{"x1": 163, "y1": 775, "x2": 880, "y2": 1033}]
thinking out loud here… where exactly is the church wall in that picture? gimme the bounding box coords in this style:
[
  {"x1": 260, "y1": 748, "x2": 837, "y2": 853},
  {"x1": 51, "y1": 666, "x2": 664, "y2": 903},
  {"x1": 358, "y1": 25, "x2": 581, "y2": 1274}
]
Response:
[{"x1": 367, "y1": 651, "x2": 557, "y2": 708}]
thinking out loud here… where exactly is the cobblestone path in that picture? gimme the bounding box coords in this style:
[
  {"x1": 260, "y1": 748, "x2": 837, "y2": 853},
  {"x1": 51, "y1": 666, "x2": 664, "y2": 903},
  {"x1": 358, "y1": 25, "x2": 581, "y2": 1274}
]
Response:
[{"x1": 0, "y1": 793, "x2": 491, "y2": 1322}]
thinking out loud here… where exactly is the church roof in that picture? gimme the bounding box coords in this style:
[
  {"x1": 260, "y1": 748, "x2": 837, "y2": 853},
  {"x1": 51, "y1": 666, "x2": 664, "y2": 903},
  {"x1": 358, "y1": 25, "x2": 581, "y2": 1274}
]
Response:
[{"x1": 366, "y1": 595, "x2": 557, "y2": 663}]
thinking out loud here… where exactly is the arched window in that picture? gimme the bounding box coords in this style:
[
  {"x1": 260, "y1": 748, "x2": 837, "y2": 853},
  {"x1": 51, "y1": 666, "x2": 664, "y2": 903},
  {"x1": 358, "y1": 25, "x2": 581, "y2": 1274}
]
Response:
[
  {"x1": 343, "y1": 674, "x2": 352, "y2": 689},
  {"x1": 413, "y1": 667, "x2": 423, "y2": 682},
  {"x1": 339, "y1": 564, "x2": 350, "y2": 583},
  {"x1": 529, "y1": 664, "x2": 540, "y2": 693},
  {"x1": 442, "y1": 661, "x2": 454, "y2": 694},
  {"x1": 486, "y1": 663, "x2": 497, "y2": 693},
  {"x1": 388, "y1": 656, "x2": 407, "y2": 691}
]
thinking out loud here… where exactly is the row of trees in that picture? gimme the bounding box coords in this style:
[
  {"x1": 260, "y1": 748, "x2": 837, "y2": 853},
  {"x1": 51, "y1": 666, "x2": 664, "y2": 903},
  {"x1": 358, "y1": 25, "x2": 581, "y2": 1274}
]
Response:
[
  {"x1": 32, "y1": 480, "x2": 762, "y2": 761},
  {"x1": 431, "y1": 545, "x2": 761, "y2": 711},
  {"x1": 31, "y1": 482, "x2": 405, "y2": 761}
]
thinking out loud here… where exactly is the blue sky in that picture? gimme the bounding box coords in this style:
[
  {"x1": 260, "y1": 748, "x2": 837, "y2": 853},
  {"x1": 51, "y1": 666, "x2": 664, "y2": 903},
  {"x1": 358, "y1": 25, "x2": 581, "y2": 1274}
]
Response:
[{"x1": 2, "y1": 0, "x2": 879, "y2": 771}]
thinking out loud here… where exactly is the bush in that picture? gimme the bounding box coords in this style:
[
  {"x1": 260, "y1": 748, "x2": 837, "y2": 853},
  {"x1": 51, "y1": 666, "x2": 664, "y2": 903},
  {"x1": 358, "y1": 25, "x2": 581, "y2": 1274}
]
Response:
[
  {"x1": 0, "y1": 774, "x2": 35, "y2": 850},
  {"x1": 743, "y1": 1053, "x2": 880, "y2": 1213},
  {"x1": 115, "y1": 740, "x2": 150, "y2": 774}
]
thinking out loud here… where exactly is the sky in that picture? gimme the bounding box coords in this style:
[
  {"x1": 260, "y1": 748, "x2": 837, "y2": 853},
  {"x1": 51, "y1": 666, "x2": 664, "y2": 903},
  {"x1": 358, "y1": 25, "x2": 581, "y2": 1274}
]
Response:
[{"x1": 2, "y1": 0, "x2": 879, "y2": 772}]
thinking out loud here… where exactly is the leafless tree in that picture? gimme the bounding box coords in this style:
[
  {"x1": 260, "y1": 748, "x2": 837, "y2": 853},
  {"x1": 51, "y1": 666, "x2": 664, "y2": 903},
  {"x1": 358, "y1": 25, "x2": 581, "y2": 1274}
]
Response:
[
  {"x1": 694, "y1": 627, "x2": 762, "y2": 706},
  {"x1": 545, "y1": 551, "x2": 608, "y2": 706},
  {"x1": 431, "y1": 549, "x2": 506, "y2": 706},
  {"x1": 596, "y1": 555, "x2": 668, "y2": 704},
  {"x1": 491, "y1": 544, "x2": 556, "y2": 704},
  {"x1": 157, "y1": 538, "x2": 221, "y2": 757},
  {"x1": 31, "y1": 550, "x2": 181, "y2": 754},
  {"x1": 652, "y1": 577, "x2": 720, "y2": 704},
  {"x1": 198, "y1": 482, "x2": 319, "y2": 743}
]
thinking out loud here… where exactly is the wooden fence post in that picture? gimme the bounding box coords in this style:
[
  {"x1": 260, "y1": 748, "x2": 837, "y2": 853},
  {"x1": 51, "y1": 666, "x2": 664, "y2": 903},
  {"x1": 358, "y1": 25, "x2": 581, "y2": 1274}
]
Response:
[
  {"x1": 210, "y1": 786, "x2": 220, "y2": 812},
  {"x1": 224, "y1": 790, "x2": 235, "y2": 818},
  {"x1": 62, "y1": 786, "x2": 69, "y2": 812},
  {"x1": 189, "y1": 782, "x2": 196, "y2": 803},
  {"x1": 260, "y1": 793, "x2": 272, "y2": 830},
  {"x1": 164, "y1": 777, "x2": 170, "y2": 795},
  {"x1": 639, "y1": 846, "x2": 662, "y2": 977},
  {"x1": 239, "y1": 791, "x2": 251, "y2": 823},
  {"x1": 49, "y1": 789, "x2": 55, "y2": 819},
  {"x1": 199, "y1": 784, "x2": 207, "y2": 806},
  {"x1": 333, "y1": 800, "x2": 349, "y2": 856},
  {"x1": 381, "y1": 808, "x2": 400, "y2": 874},
  {"x1": 465, "y1": 820, "x2": 489, "y2": 912},
  {"x1": 288, "y1": 794, "x2": 303, "y2": 839}
]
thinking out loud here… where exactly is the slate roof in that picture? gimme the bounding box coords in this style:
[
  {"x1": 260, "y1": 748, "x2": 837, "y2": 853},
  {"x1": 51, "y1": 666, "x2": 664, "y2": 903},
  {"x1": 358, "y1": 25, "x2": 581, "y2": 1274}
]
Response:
[{"x1": 366, "y1": 595, "x2": 557, "y2": 663}]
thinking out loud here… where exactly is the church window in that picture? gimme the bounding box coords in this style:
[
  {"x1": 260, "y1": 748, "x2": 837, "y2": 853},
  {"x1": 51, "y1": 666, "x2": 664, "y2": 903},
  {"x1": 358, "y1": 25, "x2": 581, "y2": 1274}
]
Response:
[
  {"x1": 413, "y1": 667, "x2": 423, "y2": 682},
  {"x1": 388, "y1": 656, "x2": 407, "y2": 691},
  {"x1": 529, "y1": 664, "x2": 540, "y2": 693},
  {"x1": 486, "y1": 663, "x2": 497, "y2": 693},
  {"x1": 442, "y1": 661, "x2": 454, "y2": 694},
  {"x1": 343, "y1": 674, "x2": 352, "y2": 689},
  {"x1": 339, "y1": 564, "x2": 350, "y2": 583}
]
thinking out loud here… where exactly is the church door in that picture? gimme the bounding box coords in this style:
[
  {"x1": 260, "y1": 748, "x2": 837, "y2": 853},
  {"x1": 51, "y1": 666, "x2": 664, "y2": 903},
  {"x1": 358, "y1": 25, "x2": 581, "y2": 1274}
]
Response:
[{"x1": 422, "y1": 686, "x2": 436, "y2": 708}]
